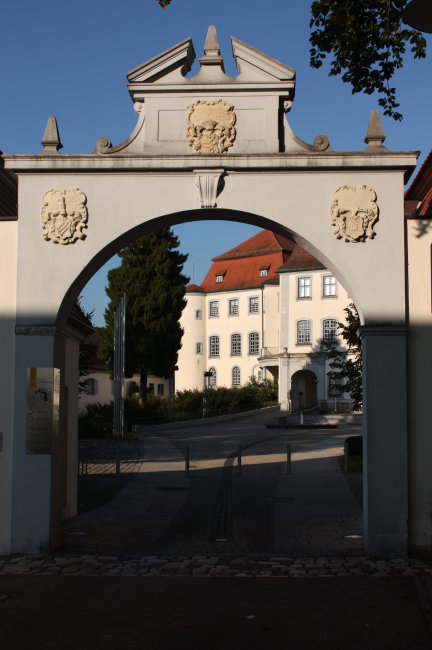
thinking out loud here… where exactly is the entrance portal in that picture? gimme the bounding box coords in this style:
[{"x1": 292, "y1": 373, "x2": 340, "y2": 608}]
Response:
[
  {"x1": 291, "y1": 370, "x2": 317, "y2": 411},
  {"x1": 0, "y1": 26, "x2": 417, "y2": 557}
]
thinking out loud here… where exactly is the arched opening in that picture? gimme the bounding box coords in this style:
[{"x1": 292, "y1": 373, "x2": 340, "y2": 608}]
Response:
[
  {"x1": 50, "y1": 211, "x2": 367, "y2": 559},
  {"x1": 290, "y1": 369, "x2": 318, "y2": 411}
]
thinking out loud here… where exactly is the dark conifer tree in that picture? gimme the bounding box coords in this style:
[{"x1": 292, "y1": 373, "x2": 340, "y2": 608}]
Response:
[{"x1": 99, "y1": 228, "x2": 188, "y2": 405}]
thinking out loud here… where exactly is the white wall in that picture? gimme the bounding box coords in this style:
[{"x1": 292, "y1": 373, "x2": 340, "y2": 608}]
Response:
[
  {"x1": 176, "y1": 284, "x2": 279, "y2": 390},
  {"x1": 406, "y1": 219, "x2": 432, "y2": 552},
  {"x1": 0, "y1": 221, "x2": 17, "y2": 554}
]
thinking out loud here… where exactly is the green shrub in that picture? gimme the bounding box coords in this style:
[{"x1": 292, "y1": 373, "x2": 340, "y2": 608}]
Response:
[
  {"x1": 79, "y1": 378, "x2": 279, "y2": 436},
  {"x1": 78, "y1": 402, "x2": 113, "y2": 438}
]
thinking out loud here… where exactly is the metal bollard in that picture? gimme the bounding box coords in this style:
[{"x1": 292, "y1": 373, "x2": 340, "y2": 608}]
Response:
[
  {"x1": 116, "y1": 445, "x2": 121, "y2": 476},
  {"x1": 344, "y1": 440, "x2": 348, "y2": 474},
  {"x1": 238, "y1": 445, "x2": 242, "y2": 475},
  {"x1": 287, "y1": 444, "x2": 292, "y2": 475},
  {"x1": 185, "y1": 445, "x2": 190, "y2": 478}
]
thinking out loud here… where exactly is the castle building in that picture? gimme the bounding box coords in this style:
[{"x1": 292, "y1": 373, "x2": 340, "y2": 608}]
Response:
[{"x1": 176, "y1": 229, "x2": 353, "y2": 410}]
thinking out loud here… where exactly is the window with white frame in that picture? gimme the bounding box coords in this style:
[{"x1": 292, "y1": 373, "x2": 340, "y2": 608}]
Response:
[
  {"x1": 216, "y1": 275, "x2": 224, "y2": 283},
  {"x1": 323, "y1": 319, "x2": 338, "y2": 342},
  {"x1": 231, "y1": 333, "x2": 242, "y2": 356},
  {"x1": 328, "y1": 378, "x2": 343, "y2": 397},
  {"x1": 228, "y1": 298, "x2": 239, "y2": 316},
  {"x1": 83, "y1": 378, "x2": 97, "y2": 395},
  {"x1": 259, "y1": 268, "x2": 268, "y2": 278},
  {"x1": 323, "y1": 275, "x2": 337, "y2": 297},
  {"x1": 209, "y1": 300, "x2": 219, "y2": 317},
  {"x1": 209, "y1": 335, "x2": 220, "y2": 356},
  {"x1": 209, "y1": 367, "x2": 217, "y2": 387},
  {"x1": 249, "y1": 331, "x2": 260, "y2": 354},
  {"x1": 297, "y1": 320, "x2": 311, "y2": 344},
  {"x1": 249, "y1": 296, "x2": 259, "y2": 313},
  {"x1": 157, "y1": 384, "x2": 164, "y2": 396},
  {"x1": 297, "y1": 276, "x2": 311, "y2": 299},
  {"x1": 232, "y1": 366, "x2": 241, "y2": 386},
  {"x1": 195, "y1": 309, "x2": 202, "y2": 319},
  {"x1": 196, "y1": 342, "x2": 203, "y2": 354}
]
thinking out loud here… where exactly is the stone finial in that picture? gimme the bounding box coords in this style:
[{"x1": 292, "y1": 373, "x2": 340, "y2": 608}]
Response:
[
  {"x1": 41, "y1": 116, "x2": 63, "y2": 154},
  {"x1": 364, "y1": 110, "x2": 387, "y2": 152},
  {"x1": 199, "y1": 25, "x2": 225, "y2": 72}
]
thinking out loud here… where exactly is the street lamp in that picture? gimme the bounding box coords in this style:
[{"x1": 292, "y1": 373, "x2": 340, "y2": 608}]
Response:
[
  {"x1": 203, "y1": 371, "x2": 213, "y2": 418},
  {"x1": 404, "y1": 0, "x2": 432, "y2": 33}
]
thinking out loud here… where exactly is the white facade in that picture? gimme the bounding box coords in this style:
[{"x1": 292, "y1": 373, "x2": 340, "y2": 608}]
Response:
[
  {"x1": 79, "y1": 371, "x2": 171, "y2": 411},
  {"x1": 176, "y1": 282, "x2": 279, "y2": 391},
  {"x1": 274, "y1": 267, "x2": 353, "y2": 411},
  {"x1": 176, "y1": 234, "x2": 353, "y2": 412}
]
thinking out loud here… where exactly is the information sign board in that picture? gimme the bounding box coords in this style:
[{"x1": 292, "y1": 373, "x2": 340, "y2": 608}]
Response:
[{"x1": 26, "y1": 367, "x2": 60, "y2": 454}]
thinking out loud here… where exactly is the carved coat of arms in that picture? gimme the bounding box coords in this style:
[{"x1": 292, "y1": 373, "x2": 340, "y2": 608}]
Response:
[
  {"x1": 186, "y1": 100, "x2": 236, "y2": 154},
  {"x1": 41, "y1": 189, "x2": 88, "y2": 244},
  {"x1": 331, "y1": 185, "x2": 379, "y2": 242}
]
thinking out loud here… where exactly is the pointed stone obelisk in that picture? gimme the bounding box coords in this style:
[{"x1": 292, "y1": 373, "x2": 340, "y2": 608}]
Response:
[
  {"x1": 364, "y1": 110, "x2": 387, "y2": 152},
  {"x1": 41, "y1": 116, "x2": 63, "y2": 154},
  {"x1": 196, "y1": 25, "x2": 227, "y2": 78}
]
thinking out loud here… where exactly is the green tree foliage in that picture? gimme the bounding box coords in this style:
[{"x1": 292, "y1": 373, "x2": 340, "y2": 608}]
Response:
[
  {"x1": 155, "y1": 0, "x2": 427, "y2": 120},
  {"x1": 310, "y1": 0, "x2": 427, "y2": 120},
  {"x1": 71, "y1": 297, "x2": 95, "y2": 393},
  {"x1": 98, "y1": 229, "x2": 188, "y2": 404},
  {"x1": 325, "y1": 303, "x2": 362, "y2": 410}
]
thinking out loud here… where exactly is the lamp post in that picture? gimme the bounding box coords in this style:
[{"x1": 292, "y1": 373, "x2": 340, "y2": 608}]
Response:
[
  {"x1": 403, "y1": 0, "x2": 432, "y2": 33},
  {"x1": 203, "y1": 371, "x2": 212, "y2": 418}
]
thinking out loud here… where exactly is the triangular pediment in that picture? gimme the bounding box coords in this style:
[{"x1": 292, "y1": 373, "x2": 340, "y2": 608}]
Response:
[
  {"x1": 231, "y1": 37, "x2": 296, "y2": 83},
  {"x1": 127, "y1": 38, "x2": 195, "y2": 86}
]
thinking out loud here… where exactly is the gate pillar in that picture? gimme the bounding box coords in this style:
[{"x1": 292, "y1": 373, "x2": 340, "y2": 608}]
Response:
[
  {"x1": 10, "y1": 329, "x2": 64, "y2": 553},
  {"x1": 361, "y1": 325, "x2": 408, "y2": 556}
]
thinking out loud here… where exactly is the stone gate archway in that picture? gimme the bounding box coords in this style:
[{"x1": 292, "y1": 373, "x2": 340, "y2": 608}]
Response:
[{"x1": 0, "y1": 26, "x2": 418, "y2": 557}]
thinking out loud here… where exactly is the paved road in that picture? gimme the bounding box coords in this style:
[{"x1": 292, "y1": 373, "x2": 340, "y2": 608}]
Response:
[
  {"x1": 3, "y1": 411, "x2": 432, "y2": 649},
  {"x1": 63, "y1": 409, "x2": 363, "y2": 556},
  {"x1": 1, "y1": 574, "x2": 431, "y2": 650}
]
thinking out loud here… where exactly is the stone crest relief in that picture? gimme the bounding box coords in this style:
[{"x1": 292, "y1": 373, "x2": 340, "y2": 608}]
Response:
[
  {"x1": 41, "y1": 189, "x2": 88, "y2": 244},
  {"x1": 331, "y1": 185, "x2": 378, "y2": 242},
  {"x1": 186, "y1": 100, "x2": 236, "y2": 154}
]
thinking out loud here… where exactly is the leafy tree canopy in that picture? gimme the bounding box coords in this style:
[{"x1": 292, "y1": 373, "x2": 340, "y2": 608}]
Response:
[
  {"x1": 155, "y1": 0, "x2": 427, "y2": 121},
  {"x1": 98, "y1": 228, "x2": 189, "y2": 403},
  {"x1": 310, "y1": 0, "x2": 426, "y2": 121},
  {"x1": 325, "y1": 303, "x2": 362, "y2": 410}
]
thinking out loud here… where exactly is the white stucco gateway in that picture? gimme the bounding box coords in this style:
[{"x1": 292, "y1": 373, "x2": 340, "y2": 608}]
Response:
[{"x1": 0, "y1": 27, "x2": 420, "y2": 557}]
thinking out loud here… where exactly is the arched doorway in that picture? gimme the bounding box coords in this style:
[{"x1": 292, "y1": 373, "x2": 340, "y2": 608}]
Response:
[
  {"x1": 291, "y1": 369, "x2": 317, "y2": 411},
  {"x1": 0, "y1": 27, "x2": 416, "y2": 557}
]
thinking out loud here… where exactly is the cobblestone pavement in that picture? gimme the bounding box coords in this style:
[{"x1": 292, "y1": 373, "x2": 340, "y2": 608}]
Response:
[
  {"x1": 62, "y1": 412, "x2": 366, "y2": 557},
  {"x1": 78, "y1": 438, "x2": 145, "y2": 475},
  {"x1": 0, "y1": 553, "x2": 431, "y2": 578}
]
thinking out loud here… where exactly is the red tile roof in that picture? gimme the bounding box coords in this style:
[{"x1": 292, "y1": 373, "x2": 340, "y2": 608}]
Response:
[
  {"x1": 277, "y1": 243, "x2": 325, "y2": 272},
  {"x1": 196, "y1": 230, "x2": 327, "y2": 293},
  {"x1": 405, "y1": 150, "x2": 432, "y2": 218},
  {"x1": 186, "y1": 283, "x2": 205, "y2": 293},
  {"x1": 201, "y1": 230, "x2": 295, "y2": 292},
  {"x1": 405, "y1": 149, "x2": 432, "y2": 201},
  {"x1": 0, "y1": 168, "x2": 17, "y2": 219},
  {"x1": 212, "y1": 229, "x2": 295, "y2": 261}
]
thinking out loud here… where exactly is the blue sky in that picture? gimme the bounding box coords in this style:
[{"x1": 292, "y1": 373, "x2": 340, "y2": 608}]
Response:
[{"x1": 1, "y1": 1, "x2": 431, "y2": 324}]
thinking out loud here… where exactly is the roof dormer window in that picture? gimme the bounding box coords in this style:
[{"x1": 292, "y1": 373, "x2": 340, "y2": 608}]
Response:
[
  {"x1": 259, "y1": 268, "x2": 268, "y2": 278},
  {"x1": 216, "y1": 275, "x2": 224, "y2": 283}
]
